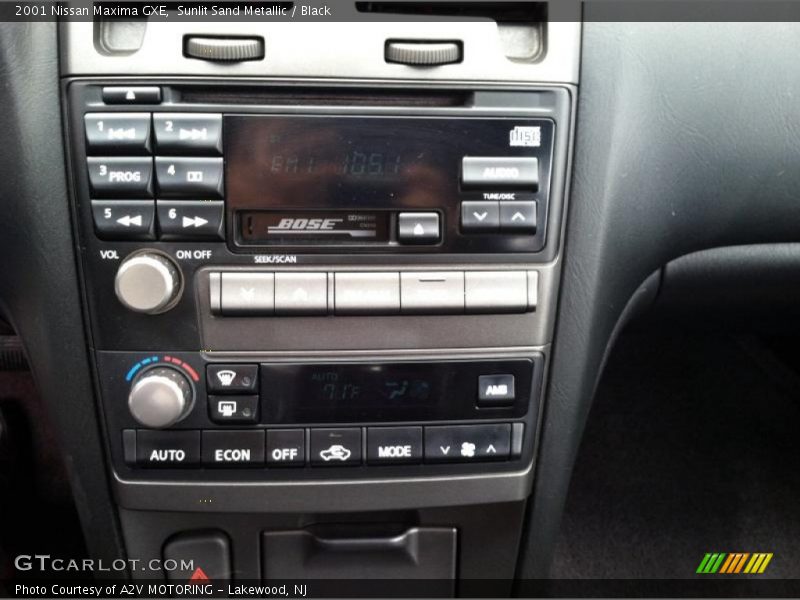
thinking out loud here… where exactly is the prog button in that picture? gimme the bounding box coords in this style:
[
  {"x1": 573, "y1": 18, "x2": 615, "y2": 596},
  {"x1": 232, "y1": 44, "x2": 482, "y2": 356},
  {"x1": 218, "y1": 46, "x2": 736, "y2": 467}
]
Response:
[{"x1": 87, "y1": 157, "x2": 153, "y2": 197}]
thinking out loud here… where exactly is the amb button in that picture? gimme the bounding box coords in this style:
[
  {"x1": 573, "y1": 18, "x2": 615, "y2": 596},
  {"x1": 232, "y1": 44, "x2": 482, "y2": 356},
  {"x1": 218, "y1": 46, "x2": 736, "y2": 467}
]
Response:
[{"x1": 477, "y1": 374, "x2": 516, "y2": 407}]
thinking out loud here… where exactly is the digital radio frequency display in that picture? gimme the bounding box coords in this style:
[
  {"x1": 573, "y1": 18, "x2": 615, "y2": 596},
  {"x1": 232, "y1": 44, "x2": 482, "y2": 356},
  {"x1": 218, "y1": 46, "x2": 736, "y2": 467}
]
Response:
[
  {"x1": 225, "y1": 115, "x2": 554, "y2": 250},
  {"x1": 240, "y1": 211, "x2": 390, "y2": 244}
]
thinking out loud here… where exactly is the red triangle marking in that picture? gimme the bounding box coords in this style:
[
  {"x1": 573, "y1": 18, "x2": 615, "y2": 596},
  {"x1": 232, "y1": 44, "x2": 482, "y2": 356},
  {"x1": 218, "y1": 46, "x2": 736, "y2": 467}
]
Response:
[{"x1": 189, "y1": 567, "x2": 210, "y2": 582}]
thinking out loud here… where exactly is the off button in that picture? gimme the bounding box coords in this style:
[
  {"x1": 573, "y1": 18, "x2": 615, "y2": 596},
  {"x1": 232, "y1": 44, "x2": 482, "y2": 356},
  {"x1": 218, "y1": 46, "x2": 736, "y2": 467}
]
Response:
[
  {"x1": 367, "y1": 427, "x2": 423, "y2": 465},
  {"x1": 266, "y1": 429, "x2": 305, "y2": 466}
]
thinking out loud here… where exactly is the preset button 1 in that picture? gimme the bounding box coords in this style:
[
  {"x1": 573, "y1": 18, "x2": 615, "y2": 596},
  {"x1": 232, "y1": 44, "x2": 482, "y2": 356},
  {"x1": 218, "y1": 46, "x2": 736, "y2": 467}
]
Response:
[{"x1": 85, "y1": 113, "x2": 151, "y2": 154}]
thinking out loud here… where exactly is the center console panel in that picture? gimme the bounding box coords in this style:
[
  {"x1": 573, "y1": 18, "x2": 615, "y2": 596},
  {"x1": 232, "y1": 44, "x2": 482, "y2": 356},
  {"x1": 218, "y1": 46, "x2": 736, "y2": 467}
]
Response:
[{"x1": 61, "y1": 14, "x2": 578, "y2": 590}]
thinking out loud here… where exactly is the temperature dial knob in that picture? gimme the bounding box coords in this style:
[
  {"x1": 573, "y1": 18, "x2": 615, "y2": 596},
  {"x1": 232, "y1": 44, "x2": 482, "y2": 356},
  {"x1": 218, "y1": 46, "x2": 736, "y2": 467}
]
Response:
[
  {"x1": 114, "y1": 252, "x2": 182, "y2": 314},
  {"x1": 128, "y1": 367, "x2": 193, "y2": 429}
]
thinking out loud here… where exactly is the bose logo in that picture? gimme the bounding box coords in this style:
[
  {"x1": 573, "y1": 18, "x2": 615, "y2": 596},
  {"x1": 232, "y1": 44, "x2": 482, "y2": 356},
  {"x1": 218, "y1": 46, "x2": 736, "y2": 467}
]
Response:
[{"x1": 272, "y1": 218, "x2": 343, "y2": 231}]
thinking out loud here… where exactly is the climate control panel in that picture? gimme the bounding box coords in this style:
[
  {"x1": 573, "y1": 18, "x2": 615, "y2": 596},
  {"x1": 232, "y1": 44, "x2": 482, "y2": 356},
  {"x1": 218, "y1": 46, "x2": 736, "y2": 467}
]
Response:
[{"x1": 97, "y1": 351, "x2": 542, "y2": 479}]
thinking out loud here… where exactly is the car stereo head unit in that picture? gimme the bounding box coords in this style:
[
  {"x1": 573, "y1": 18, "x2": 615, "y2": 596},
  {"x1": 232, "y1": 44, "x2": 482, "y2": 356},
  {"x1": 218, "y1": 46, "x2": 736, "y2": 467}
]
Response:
[{"x1": 225, "y1": 114, "x2": 554, "y2": 253}]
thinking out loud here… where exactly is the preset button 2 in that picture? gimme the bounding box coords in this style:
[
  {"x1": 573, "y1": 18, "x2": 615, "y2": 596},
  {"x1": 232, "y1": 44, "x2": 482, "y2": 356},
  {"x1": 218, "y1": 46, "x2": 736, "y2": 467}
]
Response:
[{"x1": 154, "y1": 113, "x2": 223, "y2": 155}]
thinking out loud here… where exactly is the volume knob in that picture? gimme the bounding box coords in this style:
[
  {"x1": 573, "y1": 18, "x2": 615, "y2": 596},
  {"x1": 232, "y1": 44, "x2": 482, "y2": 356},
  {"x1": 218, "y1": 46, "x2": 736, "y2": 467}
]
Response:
[
  {"x1": 115, "y1": 251, "x2": 182, "y2": 314},
  {"x1": 128, "y1": 367, "x2": 193, "y2": 428}
]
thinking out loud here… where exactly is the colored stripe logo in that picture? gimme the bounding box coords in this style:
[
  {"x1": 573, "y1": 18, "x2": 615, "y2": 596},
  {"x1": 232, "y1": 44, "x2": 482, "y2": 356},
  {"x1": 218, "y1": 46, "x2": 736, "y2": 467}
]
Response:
[{"x1": 697, "y1": 553, "x2": 773, "y2": 574}]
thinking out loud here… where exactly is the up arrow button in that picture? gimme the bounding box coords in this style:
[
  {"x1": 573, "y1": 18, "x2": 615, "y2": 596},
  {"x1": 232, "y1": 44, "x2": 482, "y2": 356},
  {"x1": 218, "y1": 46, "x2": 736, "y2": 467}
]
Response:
[{"x1": 499, "y1": 201, "x2": 537, "y2": 233}]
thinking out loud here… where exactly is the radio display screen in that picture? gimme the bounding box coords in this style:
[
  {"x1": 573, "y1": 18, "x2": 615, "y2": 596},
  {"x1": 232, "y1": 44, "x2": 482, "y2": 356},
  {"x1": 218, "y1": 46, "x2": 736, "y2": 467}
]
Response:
[{"x1": 224, "y1": 115, "x2": 554, "y2": 248}]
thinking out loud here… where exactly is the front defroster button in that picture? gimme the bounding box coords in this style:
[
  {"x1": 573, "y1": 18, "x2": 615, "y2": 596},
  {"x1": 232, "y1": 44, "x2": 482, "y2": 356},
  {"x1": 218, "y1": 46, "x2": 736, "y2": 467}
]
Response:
[{"x1": 207, "y1": 364, "x2": 259, "y2": 394}]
